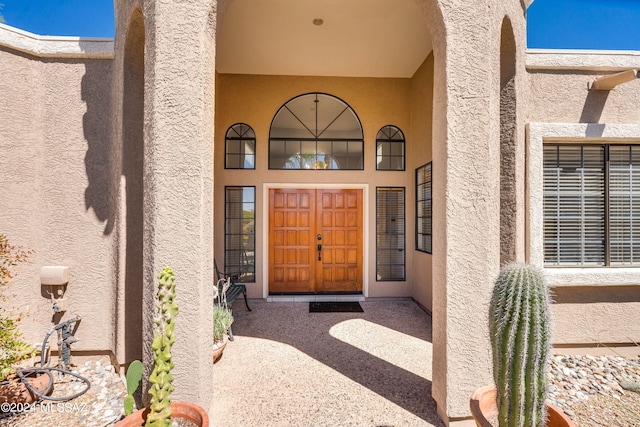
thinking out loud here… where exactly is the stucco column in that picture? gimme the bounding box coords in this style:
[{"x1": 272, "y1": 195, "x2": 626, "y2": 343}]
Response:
[
  {"x1": 430, "y1": 2, "x2": 507, "y2": 423},
  {"x1": 142, "y1": 0, "x2": 216, "y2": 407}
]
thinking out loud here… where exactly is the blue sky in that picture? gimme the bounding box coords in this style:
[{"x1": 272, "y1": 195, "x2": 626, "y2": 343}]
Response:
[
  {"x1": 527, "y1": 0, "x2": 640, "y2": 50},
  {"x1": 0, "y1": 0, "x2": 638, "y2": 50},
  {"x1": 0, "y1": 0, "x2": 114, "y2": 38}
]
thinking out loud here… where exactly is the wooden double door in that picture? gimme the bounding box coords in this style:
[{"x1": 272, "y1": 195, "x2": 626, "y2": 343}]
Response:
[{"x1": 269, "y1": 189, "x2": 363, "y2": 293}]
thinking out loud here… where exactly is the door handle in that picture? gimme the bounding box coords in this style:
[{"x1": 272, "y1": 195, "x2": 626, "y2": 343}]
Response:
[{"x1": 317, "y1": 244, "x2": 322, "y2": 261}]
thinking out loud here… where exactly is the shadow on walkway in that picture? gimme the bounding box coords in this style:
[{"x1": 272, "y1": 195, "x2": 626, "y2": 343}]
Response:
[{"x1": 210, "y1": 299, "x2": 445, "y2": 427}]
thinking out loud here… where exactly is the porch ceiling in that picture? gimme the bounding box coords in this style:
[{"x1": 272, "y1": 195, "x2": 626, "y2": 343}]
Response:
[{"x1": 216, "y1": 0, "x2": 432, "y2": 78}]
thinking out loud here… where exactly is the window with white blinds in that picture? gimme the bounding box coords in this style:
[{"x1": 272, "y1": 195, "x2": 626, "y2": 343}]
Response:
[
  {"x1": 543, "y1": 144, "x2": 640, "y2": 267},
  {"x1": 609, "y1": 146, "x2": 640, "y2": 265},
  {"x1": 376, "y1": 187, "x2": 406, "y2": 281}
]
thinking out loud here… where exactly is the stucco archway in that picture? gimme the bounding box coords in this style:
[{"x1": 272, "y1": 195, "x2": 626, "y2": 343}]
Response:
[
  {"x1": 120, "y1": 4, "x2": 145, "y2": 367},
  {"x1": 213, "y1": 0, "x2": 456, "y2": 420},
  {"x1": 500, "y1": 16, "x2": 517, "y2": 265},
  {"x1": 115, "y1": 0, "x2": 529, "y2": 423},
  {"x1": 115, "y1": 0, "x2": 218, "y2": 407}
]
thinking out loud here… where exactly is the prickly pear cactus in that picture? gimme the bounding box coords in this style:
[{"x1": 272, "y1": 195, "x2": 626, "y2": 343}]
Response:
[
  {"x1": 489, "y1": 263, "x2": 552, "y2": 427},
  {"x1": 146, "y1": 267, "x2": 179, "y2": 427},
  {"x1": 124, "y1": 360, "x2": 143, "y2": 415}
]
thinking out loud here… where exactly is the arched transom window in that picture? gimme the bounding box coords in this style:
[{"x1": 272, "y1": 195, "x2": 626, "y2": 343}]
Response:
[
  {"x1": 269, "y1": 93, "x2": 364, "y2": 170},
  {"x1": 376, "y1": 125, "x2": 405, "y2": 171},
  {"x1": 225, "y1": 123, "x2": 256, "y2": 169}
]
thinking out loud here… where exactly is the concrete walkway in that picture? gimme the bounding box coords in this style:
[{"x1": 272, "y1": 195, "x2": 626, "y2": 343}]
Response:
[{"x1": 209, "y1": 299, "x2": 445, "y2": 427}]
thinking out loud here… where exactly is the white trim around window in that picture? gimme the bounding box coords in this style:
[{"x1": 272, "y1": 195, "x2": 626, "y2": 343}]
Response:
[{"x1": 527, "y1": 122, "x2": 640, "y2": 287}]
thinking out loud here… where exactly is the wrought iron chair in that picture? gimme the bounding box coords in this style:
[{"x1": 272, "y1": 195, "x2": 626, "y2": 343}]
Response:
[{"x1": 214, "y1": 259, "x2": 252, "y2": 341}]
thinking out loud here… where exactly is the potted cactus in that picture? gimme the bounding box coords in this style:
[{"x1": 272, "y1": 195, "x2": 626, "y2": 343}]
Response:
[
  {"x1": 116, "y1": 267, "x2": 209, "y2": 427},
  {"x1": 469, "y1": 263, "x2": 576, "y2": 427}
]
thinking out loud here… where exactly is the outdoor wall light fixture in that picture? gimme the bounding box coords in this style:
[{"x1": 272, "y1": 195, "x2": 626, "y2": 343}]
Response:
[
  {"x1": 313, "y1": 18, "x2": 324, "y2": 26},
  {"x1": 41, "y1": 265, "x2": 70, "y2": 314}
]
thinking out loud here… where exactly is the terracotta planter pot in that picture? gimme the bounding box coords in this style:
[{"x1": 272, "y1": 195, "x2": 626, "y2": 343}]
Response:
[
  {"x1": 0, "y1": 371, "x2": 53, "y2": 404},
  {"x1": 213, "y1": 335, "x2": 229, "y2": 364},
  {"x1": 470, "y1": 385, "x2": 577, "y2": 427},
  {"x1": 115, "y1": 401, "x2": 209, "y2": 427}
]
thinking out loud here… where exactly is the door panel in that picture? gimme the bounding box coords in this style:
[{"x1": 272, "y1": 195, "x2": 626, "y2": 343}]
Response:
[
  {"x1": 269, "y1": 188, "x2": 362, "y2": 293},
  {"x1": 269, "y1": 189, "x2": 316, "y2": 292},
  {"x1": 315, "y1": 189, "x2": 362, "y2": 292}
]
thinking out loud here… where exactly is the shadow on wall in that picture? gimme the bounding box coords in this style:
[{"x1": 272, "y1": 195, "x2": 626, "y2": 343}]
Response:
[
  {"x1": 120, "y1": 9, "x2": 145, "y2": 365},
  {"x1": 579, "y1": 87, "x2": 609, "y2": 124},
  {"x1": 82, "y1": 61, "x2": 116, "y2": 236},
  {"x1": 80, "y1": 25, "x2": 145, "y2": 364},
  {"x1": 553, "y1": 286, "x2": 640, "y2": 304}
]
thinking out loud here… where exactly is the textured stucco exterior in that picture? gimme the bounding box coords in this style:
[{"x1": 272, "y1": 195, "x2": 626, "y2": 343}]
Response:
[
  {"x1": 116, "y1": 0, "x2": 216, "y2": 407},
  {"x1": 1, "y1": 0, "x2": 640, "y2": 425},
  {"x1": 0, "y1": 32, "x2": 116, "y2": 356},
  {"x1": 429, "y1": 2, "x2": 529, "y2": 422},
  {"x1": 528, "y1": 73, "x2": 640, "y2": 124},
  {"x1": 0, "y1": 23, "x2": 114, "y2": 58},
  {"x1": 527, "y1": 53, "x2": 640, "y2": 352},
  {"x1": 410, "y1": 53, "x2": 435, "y2": 313}
]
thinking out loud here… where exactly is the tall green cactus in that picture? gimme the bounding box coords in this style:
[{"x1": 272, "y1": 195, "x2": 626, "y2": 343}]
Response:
[
  {"x1": 489, "y1": 263, "x2": 552, "y2": 427},
  {"x1": 146, "y1": 266, "x2": 179, "y2": 427}
]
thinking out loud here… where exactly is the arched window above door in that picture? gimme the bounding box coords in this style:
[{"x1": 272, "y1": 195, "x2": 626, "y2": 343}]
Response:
[
  {"x1": 269, "y1": 93, "x2": 364, "y2": 170},
  {"x1": 225, "y1": 123, "x2": 256, "y2": 169}
]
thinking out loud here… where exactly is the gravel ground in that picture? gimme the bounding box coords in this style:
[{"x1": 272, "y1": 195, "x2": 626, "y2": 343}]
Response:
[
  {"x1": 1, "y1": 354, "x2": 639, "y2": 427},
  {"x1": 548, "y1": 353, "x2": 640, "y2": 427},
  {"x1": 0, "y1": 357, "x2": 126, "y2": 427},
  {"x1": 570, "y1": 392, "x2": 640, "y2": 427}
]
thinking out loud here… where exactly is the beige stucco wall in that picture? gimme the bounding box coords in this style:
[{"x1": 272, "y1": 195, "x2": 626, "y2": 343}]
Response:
[
  {"x1": 527, "y1": 53, "x2": 640, "y2": 349},
  {"x1": 112, "y1": 0, "x2": 145, "y2": 369},
  {"x1": 13, "y1": 0, "x2": 640, "y2": 424},
  {"x1": 553, "y1": 286, "x2": 640, "y2": 345},
  {"x1": 526, "y1": 121, "x2": 640, "y2": 348},
  {"x1": 528, "y1": 62, "x2": 640, "y2": 124},
  {"x1": 429, "y1": 1, "x2": 529, "y2": 422},
  {"x1": 112, "y1": 0, "x2": 217, "y2": 407},
  {"x1": 214, "y1": 72, "x2": 426, "y2": 299},
  {"x1": 0, "y1": 40, "x2": 116, "y2": 356},
  {"x1": 409, "y1": 53, "x2": 434, "y2": 312}
]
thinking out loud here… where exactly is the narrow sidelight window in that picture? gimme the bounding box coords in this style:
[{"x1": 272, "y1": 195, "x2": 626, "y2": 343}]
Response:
[
  {"x1": 225, "y1": 186, "x2": 255, "y2": 281},
  {"x1": 416, "y1": 162, "x2": 432, "y2": 253},
  {"x1": 376, "y1": 187, "x2": 405, "y2": 281}
]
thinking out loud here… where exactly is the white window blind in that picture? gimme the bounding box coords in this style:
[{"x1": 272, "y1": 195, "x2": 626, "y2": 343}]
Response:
[
  {"x1": 609, "y1": 146, "x2": 640, "y2": 265},
  {"x1": 544, "y1": 144, "x2": 640, "y2": 267},
  {"x1": 376, "y1": 187, "x2": 406, "y2": 281},
  {"x1": 543, "y1": 145, "x2": 605, "y2": 266}
]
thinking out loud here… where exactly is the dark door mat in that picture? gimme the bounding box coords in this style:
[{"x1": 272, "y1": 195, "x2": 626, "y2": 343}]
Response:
[{"x1": 309, "y1": 301, "x2": 363, "y2": 313}]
